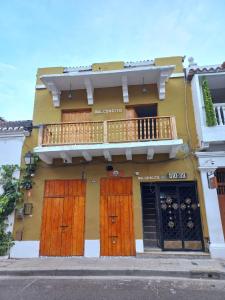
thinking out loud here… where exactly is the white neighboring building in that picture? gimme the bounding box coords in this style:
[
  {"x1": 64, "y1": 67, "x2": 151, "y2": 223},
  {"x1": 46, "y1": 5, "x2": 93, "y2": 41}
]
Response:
[
  {"x1": 0, "y1": 119, "x2": 32, "y2": 236},
  {"x1": 187, "y1": 60, "x2": 225, "y2": 259}
]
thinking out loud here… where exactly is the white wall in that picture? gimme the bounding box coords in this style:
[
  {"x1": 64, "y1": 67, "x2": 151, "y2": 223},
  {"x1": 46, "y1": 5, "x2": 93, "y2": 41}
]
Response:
[
  {"x1": 0, "y1": 135, "x2": 25, "y2": 166},
  {"x1": 0, "y1": 135, "x2": 25, "y2": 247},
  {"x1": 196, "y1": 152, "x2": 225, "y2": 259}
]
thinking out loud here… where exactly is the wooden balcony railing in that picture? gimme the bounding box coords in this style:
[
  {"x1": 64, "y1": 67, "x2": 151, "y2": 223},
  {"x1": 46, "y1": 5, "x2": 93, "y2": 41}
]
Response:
[{"x1": 39, "y1": 116, "x2": 178, "y2": 146}]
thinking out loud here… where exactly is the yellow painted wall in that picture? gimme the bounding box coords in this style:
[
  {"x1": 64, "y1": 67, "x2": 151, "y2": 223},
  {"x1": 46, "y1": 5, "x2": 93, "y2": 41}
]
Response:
[
  {"x1": 14, "y1": 57, "x2": 209, "y2": 248},
  {"x1": 92, "y1": 61, "x2": 124, "y2": 71},
  {"x1": 155, "y1": 56, "x2": 184, "y2": 73}
]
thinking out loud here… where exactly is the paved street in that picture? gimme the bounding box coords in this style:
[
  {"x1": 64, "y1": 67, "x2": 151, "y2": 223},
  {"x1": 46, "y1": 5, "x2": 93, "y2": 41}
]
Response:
[{"x1": 0, "y1": 276, "x2": 225, "y2": 300}]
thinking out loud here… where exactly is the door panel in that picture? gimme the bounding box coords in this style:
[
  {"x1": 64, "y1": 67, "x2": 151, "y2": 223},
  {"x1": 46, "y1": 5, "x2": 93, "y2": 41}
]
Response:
[
  {"x1": 100, "y1": 178, "x2": 135, "y2": 256},
  {"x1": 40, "y1": 197, "x2": 63, "y2": 256},
  {"x1": 62, "y1": 110, "x2": 91, "y2": 122},
  {"x1": 158, "y1": 182, "x2": 203, "y2": 251},
  {"x1": 216, "y1": 169, "x2": 225, "y2": 236},
  {"x1": 40, "y1": 180, "x2": 85, "y2": 256}
]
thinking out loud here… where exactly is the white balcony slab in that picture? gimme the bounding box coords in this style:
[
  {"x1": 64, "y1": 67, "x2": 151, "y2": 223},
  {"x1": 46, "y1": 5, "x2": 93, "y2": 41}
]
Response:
[{"x1": 34, "y1": 139, "x2": 183, "y2": 164}]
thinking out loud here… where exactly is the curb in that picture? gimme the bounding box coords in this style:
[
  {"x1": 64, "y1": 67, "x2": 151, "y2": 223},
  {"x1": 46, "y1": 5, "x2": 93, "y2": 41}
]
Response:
[{"x1": 0, "y1": 269, "x2": 224, "y2": 280}]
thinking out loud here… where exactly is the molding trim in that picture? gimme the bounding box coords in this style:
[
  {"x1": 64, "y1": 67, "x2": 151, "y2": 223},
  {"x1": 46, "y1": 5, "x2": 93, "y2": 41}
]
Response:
[
  {"x1": 170, "y1": 72, "x2": 184, "y2": 78},
  {"x1": 10, "y1": 241, "x2": 40, "y2": 258},
  {"x1": 0, "y1": 131, "x2": 29, "y2": 138},
  {"x1": 157, "y1": 70, "x2": 172, "y2": 100},
  {"x1": 122, "y1": 75, "x2": 129, "y2": 103},
  {"x1": 36, "y1": 84, "x2": 46, "y2": 90},
  {"x1": 84, "y1": 78, "x2": 94, "y2": 105}
]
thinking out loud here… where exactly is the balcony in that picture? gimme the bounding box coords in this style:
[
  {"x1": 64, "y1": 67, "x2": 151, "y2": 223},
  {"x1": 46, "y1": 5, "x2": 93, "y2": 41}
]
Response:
[
  {"x1": 34, "y1": 116, "x2": 183, "y2": 164},
  {"x1": 214, "y1": 103, "x2": 225, "y2": 126}
]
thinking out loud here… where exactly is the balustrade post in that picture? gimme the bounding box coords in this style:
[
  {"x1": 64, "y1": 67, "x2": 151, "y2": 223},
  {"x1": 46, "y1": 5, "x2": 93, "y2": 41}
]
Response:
[
  {"x1": 38, "y1": 125, "x2": 44, "y2": 146},
  {"x1": 103, "y1": 120, "x2": 108, "y2": 143},
  {"x1": 170, "y1": 117, "x2": 177, "y2": 139}
]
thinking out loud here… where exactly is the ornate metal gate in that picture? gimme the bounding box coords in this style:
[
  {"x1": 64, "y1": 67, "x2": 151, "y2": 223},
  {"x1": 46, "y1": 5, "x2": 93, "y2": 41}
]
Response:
[{"x1": 157, "y1": 182, "x2": 204, "y2": 251}]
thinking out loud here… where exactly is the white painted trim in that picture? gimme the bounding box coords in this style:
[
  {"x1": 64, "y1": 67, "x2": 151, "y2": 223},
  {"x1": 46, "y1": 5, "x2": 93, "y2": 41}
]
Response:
[
  {"x1": 147, "y1": 148, "x2": 154, "y2": 160},
  {"x1": 125, "y1": 148, "x2": 132, "y2": 160},
  {"x1": 84, "y1": 78, "x2": 94, "y2": 105},
  {"x1": 209, "y1": 243, "x2": 225, "y2": 259},
  {"x1": 196, "y1": 151, "x2": 225, "y2": 170},
  {"x1": 0, "y1": 131, "x2": 30, "y2": 137},
  {"x1": 40, "y1": 65, "x2": 175, "y2": 80},
  {"x1": 38, "y1": 153, "x2": 53, "y2": 164},
  {"x1": 82, "y1": 151, "x2": 92, "y2": 161},
  {"x1": 103, "y1": 150, "x2": 112, "y2": 161},
  {"x1": 84, "y1": 240, "x2": 100, "y2": 257},
  {"x1": 170, "y1": 72, "x2": 184, "y2": 78},
  {"x1": 10, "y1": 241, "x2": 40, "y2": 258},
  {"x1": 135, "y1": 239, "x2": 144, "y2": 253},
  {"x1": 122, "y1": 75, "x2": 129, "y2": 103},
  {"x1": 36, "y1": 84, "x2": 46, "y2": 90},
  {"x1": 35, "y1": 139, "x2": 183, "y2": 153},
  {"x1": 60, "y1": 152, "x2": 72, "y2": 163},
  {"x1": 34, "y1": 139, "x2": 183, "y2": 164},
  {"x1": 9, "y1": 240, "x2": 143, "y2": 258},
  {"x1": 198, "y1": 168, "x2": 225, "y2": 259}
]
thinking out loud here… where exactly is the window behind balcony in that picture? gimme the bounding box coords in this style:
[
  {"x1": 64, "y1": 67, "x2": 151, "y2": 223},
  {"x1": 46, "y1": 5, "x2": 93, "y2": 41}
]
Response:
[
  {"x1": 62, "y1": 109, "x2": 91, "y2": 123},
  {"x1": 210, "y1": 88, "x2": 225, "y2": 103},
  {"x1": 125, "y1": 105, "x2": 158, "y2": 140}
]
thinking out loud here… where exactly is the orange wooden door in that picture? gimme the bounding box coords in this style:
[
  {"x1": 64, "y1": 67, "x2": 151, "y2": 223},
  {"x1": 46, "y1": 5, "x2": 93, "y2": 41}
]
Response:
[
  {"x1": 100, "y1": 177, "x2": 135, "y2": 256},
  {"x1": 40, "y1": 180, "x2": 85, "y2": 256}
]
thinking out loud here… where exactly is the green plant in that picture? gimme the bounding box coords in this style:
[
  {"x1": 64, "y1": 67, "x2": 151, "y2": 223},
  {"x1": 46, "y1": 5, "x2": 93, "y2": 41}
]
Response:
[
  {"x1": 0, "y1": 222, "x2": 14, "y2": 256},
  {"x1": 0, "y1": 165, "x2": 22, "y2": 255},
  {"x1": 202, "y1": 78, "x2": 217, "y2": 126},
  {"x1": 0, "y1": 153, "x2": 39, "y2": 255}
]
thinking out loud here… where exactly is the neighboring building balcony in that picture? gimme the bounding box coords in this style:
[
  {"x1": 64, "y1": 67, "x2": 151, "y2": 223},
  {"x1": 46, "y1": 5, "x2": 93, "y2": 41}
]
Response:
[
  {"x1": 34, "y1": 116, "x2": 183, "y2": 164},
  {"x1": 190, "y1": 70, "x2": 225, "y2": 146},
  {"x1": 214, "y1": 103, "x2": 225, "y2": 126}
]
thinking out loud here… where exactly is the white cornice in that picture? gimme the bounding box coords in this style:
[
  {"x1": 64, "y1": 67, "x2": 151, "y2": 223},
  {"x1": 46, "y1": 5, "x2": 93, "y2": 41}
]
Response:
[
  {"x1": 122, "y1": 75, "x2": 129, "y2": 103},
  {"x1": 40, "y1": 65, "x2": 175, "y2": 107},
  {"x1": 0, "y1": 131, "x2": 30, "y2": 138},
  {"x1": 170, "y1": 72, "x2": 184, "y2": 78},
  {"x1": 35, "y1": 84, "x2": 46, "y2": 90},
  {"x1": 196, "y1": 151, "x2": 225, "y2": 158},
  {"x1": 84, "y1": 78, "x2": 94, "y2": 105}
]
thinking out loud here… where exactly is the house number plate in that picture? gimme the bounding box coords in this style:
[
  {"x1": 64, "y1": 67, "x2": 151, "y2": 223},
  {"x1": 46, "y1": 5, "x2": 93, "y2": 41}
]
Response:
[{"x1": 167, "y1": 172, "x2": 187, "y2": 179}]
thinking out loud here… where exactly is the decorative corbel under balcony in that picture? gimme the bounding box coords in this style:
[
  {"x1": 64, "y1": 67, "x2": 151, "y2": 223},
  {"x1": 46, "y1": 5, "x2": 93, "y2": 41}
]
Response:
[
  {"x1": 122, "y1": 75, "x2": 129, "y2": 103},
  {"x1": 40, "y1": 64, "x2": 175, "y2": 107}
]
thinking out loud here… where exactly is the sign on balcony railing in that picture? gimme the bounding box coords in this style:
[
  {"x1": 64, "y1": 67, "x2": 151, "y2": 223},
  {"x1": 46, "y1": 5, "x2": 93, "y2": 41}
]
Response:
[{"x1": 41, "y1": 116, "x2": 177, "y2": 146}]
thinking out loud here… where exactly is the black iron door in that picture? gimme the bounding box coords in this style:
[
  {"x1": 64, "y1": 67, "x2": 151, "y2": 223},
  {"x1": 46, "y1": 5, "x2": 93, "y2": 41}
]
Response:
[{"x1": 157, "y1": 182, "x2": 204, "y2": 251}]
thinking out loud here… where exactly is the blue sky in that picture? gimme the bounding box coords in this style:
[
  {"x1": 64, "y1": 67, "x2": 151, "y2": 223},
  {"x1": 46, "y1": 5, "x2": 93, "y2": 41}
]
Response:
[{"x1": 0, "y1": 0, "x2": 224, "y2": 120}]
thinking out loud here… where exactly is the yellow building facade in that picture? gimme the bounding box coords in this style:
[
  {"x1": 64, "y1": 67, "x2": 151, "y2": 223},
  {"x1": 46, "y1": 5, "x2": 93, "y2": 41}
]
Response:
[{"x1": 12, "y1": 56, "x2": 209, "y2": 258}]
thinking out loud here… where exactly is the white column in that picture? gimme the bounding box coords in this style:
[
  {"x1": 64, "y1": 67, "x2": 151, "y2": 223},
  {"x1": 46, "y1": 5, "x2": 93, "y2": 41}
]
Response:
[{"x1": 199, "y1": 167, "x2": 225, "y2": 259}]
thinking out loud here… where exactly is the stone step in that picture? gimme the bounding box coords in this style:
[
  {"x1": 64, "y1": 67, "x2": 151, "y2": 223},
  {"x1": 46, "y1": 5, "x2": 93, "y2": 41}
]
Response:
[{"x1": 137, "y1": 251, "x2": 211, "y2": 259}]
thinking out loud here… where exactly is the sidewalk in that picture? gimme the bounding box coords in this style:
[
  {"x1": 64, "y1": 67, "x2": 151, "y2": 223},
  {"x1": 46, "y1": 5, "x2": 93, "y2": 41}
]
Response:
[{"x1": 0, "y1": 256, "x2": 225, "y2": 279}]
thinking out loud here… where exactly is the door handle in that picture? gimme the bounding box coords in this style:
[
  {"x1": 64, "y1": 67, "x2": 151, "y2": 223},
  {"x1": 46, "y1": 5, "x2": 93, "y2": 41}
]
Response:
[
  {"x1": 109, "y1": 236, "x2": 118, "y2": 244},
  {"x1": 109, "y1": 215, "x2": 118, "y2": 223},
  {"x1": 60, "y1": 225, "x2": 69, "y2": 228}
]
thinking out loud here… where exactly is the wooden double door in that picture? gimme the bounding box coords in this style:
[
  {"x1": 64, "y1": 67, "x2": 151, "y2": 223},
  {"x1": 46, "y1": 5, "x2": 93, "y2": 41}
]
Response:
[
  {"x1": 100, "y1": 177, "x2": 135, "y2": 256},
  {"x1": 40, "y1": 180, "x2": 85, "y2": 256}
]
